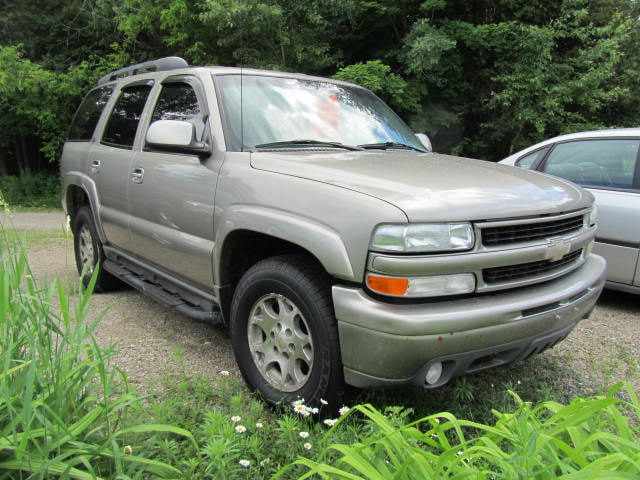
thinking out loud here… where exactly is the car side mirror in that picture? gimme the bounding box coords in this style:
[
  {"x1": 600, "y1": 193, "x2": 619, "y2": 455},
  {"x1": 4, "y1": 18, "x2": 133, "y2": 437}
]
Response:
[
  {"x1": 415, "y1": 133, "x2": 432, "y2": 152},
  {"x1": 146, "y1": 119, "x2": 211, "y2": 157}
]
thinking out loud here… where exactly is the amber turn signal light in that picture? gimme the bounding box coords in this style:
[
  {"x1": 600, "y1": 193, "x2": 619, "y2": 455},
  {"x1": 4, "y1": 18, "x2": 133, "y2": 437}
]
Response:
[{"x1": 366, "y1": 274, "x2": 409, "y2": 297}]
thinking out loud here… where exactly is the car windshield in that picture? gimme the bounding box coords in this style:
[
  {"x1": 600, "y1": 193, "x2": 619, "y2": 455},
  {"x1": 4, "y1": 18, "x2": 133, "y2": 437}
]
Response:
[{"x1": 216, "y1": 74, "x2": 424, "y2": 152}]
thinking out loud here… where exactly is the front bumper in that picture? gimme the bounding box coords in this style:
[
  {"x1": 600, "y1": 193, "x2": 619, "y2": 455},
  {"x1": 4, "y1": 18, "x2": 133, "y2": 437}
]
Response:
[{"x1": 334, "y1": 254, "x2": 606, "y2": 388}]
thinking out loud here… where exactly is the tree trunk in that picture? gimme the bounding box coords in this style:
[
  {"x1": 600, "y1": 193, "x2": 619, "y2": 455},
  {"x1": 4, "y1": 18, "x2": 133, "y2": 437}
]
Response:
[{"x1": 0, "y1": 148, "x2": 8, "y2": 176}]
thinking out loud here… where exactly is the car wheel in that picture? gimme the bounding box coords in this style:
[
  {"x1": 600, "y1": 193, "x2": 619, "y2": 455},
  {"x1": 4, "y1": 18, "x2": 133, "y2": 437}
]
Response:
[
  {"x1": 72, "y1": 206, "x2": 121, "y2": 292},
  {"x1": 230, "y1": 255, "x2": 344, "y2": 412}
]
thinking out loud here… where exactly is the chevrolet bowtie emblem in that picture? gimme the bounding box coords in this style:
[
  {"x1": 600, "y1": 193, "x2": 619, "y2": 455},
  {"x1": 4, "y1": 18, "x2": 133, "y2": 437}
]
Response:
[{"x1": 545, "y1": 238, "x2": 571, "y2": 262}]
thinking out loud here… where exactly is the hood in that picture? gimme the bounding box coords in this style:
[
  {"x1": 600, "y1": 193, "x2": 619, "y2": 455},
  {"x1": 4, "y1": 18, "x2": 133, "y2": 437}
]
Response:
[{"x1": 250, "y1": 150, "x2": 593, "y2": 222}]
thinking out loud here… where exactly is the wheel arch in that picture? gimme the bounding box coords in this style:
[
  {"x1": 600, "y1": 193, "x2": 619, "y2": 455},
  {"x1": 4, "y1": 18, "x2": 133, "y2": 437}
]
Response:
[
  {"x1": 62, "y1": 172, "x2": 106, "y2": 242},
  {"x1": 214, "y1": 206, "x2": 356, "y2": 322}
]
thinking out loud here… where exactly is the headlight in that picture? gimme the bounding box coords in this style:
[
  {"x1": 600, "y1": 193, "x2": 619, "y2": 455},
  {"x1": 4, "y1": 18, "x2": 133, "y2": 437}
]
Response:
[
  {"x1": 588, "y1": 205, "x2": 598, "y2": 227},
  {"x1": 370, "y1": 223, "x2": 475, "y2": 253}
]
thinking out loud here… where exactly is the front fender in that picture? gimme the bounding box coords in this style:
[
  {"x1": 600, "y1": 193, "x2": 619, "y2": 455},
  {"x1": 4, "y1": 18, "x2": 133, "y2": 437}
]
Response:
[{"x1": 214, "y1": 205, "x2": 355, "y2": 285}]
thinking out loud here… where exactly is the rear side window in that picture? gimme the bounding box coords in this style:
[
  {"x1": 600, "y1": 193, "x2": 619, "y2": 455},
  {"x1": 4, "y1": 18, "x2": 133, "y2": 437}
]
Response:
[
  {"x1": 543, "y1": 139, "x2": 639, "y2": 189},
  {"x1": 515, "y1": 147, "x2": 549, "y2": 169},
  {"x1": 102, "y1": 84, "x2": 153, "y2": 148},
  {"x1": 68, "y1": 86, "x2": 113, "y2": 141},
  {"x1": 151, "y1": 83, "x2": 204, "y2": 140}
]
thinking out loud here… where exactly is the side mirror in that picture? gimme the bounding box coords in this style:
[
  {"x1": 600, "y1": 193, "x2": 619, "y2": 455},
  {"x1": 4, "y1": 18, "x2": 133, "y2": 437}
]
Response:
[
  {"x1": 415, "y1": 133, "x2": 432, "y2": 152},
  {"x1": 146, "y1": 119, "x2": 211, "y2": 157}
]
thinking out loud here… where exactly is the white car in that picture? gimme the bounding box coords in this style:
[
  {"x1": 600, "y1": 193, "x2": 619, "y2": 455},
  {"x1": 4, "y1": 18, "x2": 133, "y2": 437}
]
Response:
[{"x1": 501, "y1": 128, "x2": 640, "y2": 294}]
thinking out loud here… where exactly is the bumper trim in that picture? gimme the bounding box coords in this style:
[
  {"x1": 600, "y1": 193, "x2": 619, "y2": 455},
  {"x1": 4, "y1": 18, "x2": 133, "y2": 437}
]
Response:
[
  {"x1": 334, "y1": 254, "x2": 606, "y2": 337},
  {"x1": 413, "y1": 320, "x2": 578, "y2": 389},
  {"x1": 343, "y1": 320, "x2": 581, "y2": 389},
  {"x1": 335, "y1": 254, "x2": 606, "y2": 387}
]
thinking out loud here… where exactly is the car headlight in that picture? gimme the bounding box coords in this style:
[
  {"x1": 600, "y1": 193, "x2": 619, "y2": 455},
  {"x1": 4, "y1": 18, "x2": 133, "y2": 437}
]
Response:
[
  {"x1": 588, "y1": 204, "x2": 598, "y2": 227},
  {"x1": 370, "y1": 223, "x2": 475, "y2": 253}
]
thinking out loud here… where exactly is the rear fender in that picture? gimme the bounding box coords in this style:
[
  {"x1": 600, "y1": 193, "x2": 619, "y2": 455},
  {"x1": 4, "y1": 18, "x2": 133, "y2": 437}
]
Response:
[{"x1": 62, "y1": 171, "x2": 106, "y2": 243}]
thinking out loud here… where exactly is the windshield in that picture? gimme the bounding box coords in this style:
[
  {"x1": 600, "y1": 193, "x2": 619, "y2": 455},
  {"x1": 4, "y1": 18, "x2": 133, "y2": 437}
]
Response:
[{"x1": 216, "y1": 74, "x2": 424, "y2": 152}]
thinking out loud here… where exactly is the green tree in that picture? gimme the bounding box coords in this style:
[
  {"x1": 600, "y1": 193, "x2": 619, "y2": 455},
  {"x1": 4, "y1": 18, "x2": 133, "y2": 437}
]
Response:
[
  {"x1": 1, "y1": 0, "x2": 640, "y2": 171},
  {"x1": 334, "y1": 60, "x2": 419, "y2": 113}
]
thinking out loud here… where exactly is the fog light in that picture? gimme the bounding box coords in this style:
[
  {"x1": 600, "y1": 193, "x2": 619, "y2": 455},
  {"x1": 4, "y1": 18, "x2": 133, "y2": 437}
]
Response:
[{"x1": 425, "y1": 361, "x2": 443, "y2": 385}]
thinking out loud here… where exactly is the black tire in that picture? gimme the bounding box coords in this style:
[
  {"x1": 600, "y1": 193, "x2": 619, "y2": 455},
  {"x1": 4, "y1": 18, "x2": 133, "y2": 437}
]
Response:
[
  {"x1": 72, "y1": 206, "x2": 121, "y2": 292},
  {"x1": 230, "y1": 254, "x2": 344, "y2": 412}
]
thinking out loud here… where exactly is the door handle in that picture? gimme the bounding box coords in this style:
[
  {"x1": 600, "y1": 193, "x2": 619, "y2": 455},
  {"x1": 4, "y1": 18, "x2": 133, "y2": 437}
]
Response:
[
  {"x1": 130, "y1": 167, "x2": 144, "y2": 184},
  {"x1": 89, "y1": 159, "x2": 101, "y2": 174}
]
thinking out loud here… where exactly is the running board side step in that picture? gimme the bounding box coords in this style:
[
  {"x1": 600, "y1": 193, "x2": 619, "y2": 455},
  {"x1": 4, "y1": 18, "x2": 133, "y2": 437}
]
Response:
[{"x1": 103, "y1": 259, "x2": 222, "y2": 325}]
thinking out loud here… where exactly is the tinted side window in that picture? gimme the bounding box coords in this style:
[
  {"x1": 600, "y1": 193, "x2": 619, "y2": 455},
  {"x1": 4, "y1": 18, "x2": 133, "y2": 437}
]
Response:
[
  {"x1": 102, "y1": 84, "x2": 153, "y2": 148},
  {"x1": 516, "y1": 147, "x2": 549, "y2": 169},
  {"x1": 68, "y1": 86, "x2": 113, "y2": 141},
  {"x1": 151, "y1": 83, "x2": 203, "y2": 139},
  {"x1": 543, "y1": 140, "x2": 639, "y2": 189}
]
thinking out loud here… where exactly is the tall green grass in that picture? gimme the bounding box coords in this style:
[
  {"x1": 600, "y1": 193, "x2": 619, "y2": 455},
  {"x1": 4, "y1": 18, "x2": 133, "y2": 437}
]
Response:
[
  {"x1": 286, "y1": 384, "x2": 640, "y2": 479},
  {"x1": 0, "y1": 230, "x2": 192, "y2": 478}
]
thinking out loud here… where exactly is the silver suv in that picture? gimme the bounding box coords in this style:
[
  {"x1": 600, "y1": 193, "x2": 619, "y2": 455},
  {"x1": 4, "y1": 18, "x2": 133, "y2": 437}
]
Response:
[{"x1": 61, "y1": 57, "x2": 606, "y2": 408}]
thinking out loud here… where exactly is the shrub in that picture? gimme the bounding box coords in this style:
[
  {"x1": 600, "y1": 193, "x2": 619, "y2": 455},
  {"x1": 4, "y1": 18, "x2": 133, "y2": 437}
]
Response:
[
  {"x1": 0, "y1": 229, "x2": 192, "y2": 478},
  {"x1": 0, "y1": 173, "x2": 61, "y2": 209}
]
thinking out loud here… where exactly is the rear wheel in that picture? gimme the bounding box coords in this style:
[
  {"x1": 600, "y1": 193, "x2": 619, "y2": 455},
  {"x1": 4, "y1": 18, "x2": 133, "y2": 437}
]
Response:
[
  {"x1": 72, "y1": 206, "x2": 121, "y2": 292},
  {"x1": 230, "y1": 255, "x2": 344, "y2": 412}
]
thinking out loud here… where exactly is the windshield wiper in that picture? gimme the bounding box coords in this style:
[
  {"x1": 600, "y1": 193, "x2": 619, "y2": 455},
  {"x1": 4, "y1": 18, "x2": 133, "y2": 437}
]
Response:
[
  {"x1": 252, "y1": 139, "x2": 363, "y2": 151},
  {"x1": 358, "y1": 141, "x2": 424, "y2": 152}
]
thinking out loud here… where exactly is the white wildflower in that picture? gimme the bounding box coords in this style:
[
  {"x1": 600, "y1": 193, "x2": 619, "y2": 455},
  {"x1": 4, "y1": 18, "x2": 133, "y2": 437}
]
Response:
[
  {"x1": 235, "y1": 424, "x2": 247, "y2": 433},
  {"x1": 123, "y1": 445, "x2": 132, "y2": 455},
  {"x1": 239, "y1": 459, "x2": 250, "y2": 468},
  {"x1": 231, "y1": 415, "x2": 241, "y2": 423},
  {"x1": 338, "y1": 406, "x2": 350, "y2": 416},
  {"x1": 303, "y1": 442, "x2": 312, "y2": 450},
  {"x1": 299, "y1": 431, "x2": 310, "y2": 439},
  {"x1": 219, "y1": 370, "x2": 230, "y2": 376},
  {"x1": 517, "y1": 380, "x2": 521, "y2": 385},
  {"x1": 320, "y1": 398, "x2": 328, "y2": 405},
  {"x1": 323, "y1": 418, "x2": 338, "y2": 427},
  {"x1": 259, "y1": 458, "x2": 270, "y2": 467},
  {"x1": 293, "y1": 402, "x2": 312, "y2": 417},
  {"x1": 456, "y1": 450, "x2": 463, "y2": 456},
  {"x1": 255, "y1": 422, "x2": 264, "y2": 429},
  {"x1": 310, "y1": 407, "x2": 319, "y2": 414}
]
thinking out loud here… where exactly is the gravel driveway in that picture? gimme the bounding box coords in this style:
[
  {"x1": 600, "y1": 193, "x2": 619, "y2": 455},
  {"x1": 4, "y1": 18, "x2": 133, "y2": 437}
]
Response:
[{"x1": 6, "y1": 211, "x2": 640, "y2": 396}]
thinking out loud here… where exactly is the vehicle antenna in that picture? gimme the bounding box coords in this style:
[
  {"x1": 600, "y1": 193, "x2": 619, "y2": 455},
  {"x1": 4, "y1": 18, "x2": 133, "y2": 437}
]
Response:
[{"x1": 240, "y1": 63, "x2": 244, "y2": 152}]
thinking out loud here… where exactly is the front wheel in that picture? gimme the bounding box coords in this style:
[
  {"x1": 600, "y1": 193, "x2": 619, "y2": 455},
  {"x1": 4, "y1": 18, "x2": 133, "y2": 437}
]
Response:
[{"x1": 230, "y1": 255, "x2": 344, "y2": 412}]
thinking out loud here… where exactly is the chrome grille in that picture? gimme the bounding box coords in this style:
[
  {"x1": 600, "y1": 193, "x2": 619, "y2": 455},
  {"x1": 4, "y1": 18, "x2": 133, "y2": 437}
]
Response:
[
  {"x1": 482, "y1": 249, "x2": 582, "y2": 284},
  {"x1": 481, "y1": 214, "x2": 584, "y2": 247}
]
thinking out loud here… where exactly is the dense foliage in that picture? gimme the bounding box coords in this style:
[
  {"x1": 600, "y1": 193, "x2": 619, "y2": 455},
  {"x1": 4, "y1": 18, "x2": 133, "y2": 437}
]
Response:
[
  {"x1": 0, "y1": 228, "x2": 193, "y2": 478},
  {"x1": 1, "y1": 0, "x2": 639, "y2": 171},
  {"x1": 290, "y1": 387, "x2": 640, "y2": 478},
  {"x1": 0, "y1": 173, "x2": 61, "y2": 209}
]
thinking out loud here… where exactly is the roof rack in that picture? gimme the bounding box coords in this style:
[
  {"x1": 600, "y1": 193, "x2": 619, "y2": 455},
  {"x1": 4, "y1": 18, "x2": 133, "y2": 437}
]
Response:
[{"x1": 97, "y1": 56, "x2": 189, "y2": 85}]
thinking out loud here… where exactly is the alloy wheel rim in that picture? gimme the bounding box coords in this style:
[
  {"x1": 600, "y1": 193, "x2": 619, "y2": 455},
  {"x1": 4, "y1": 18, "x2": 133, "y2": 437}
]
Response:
[
  {"x1": 78, "y1": 224, "x2": 96, "y2": 275},
  {"x1": 247, "y1": 293, "x2": 314, "y2": 392}
]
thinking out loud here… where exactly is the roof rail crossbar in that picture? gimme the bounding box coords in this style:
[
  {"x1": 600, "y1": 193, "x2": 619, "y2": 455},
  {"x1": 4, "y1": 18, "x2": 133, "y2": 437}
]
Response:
[{"x1": 97, "y1": 57, "x2": 188, "y2": 85}]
